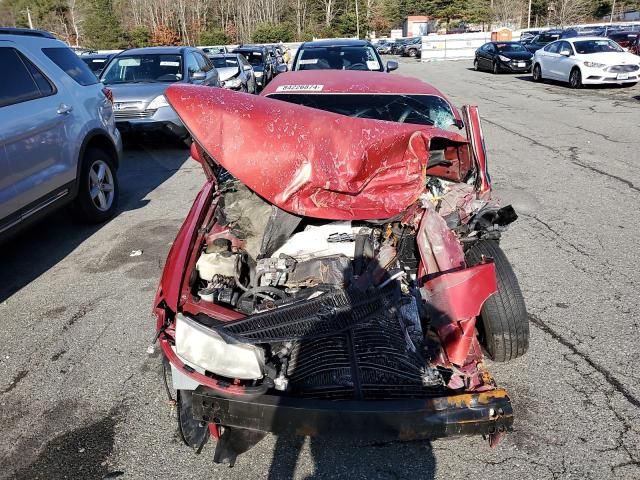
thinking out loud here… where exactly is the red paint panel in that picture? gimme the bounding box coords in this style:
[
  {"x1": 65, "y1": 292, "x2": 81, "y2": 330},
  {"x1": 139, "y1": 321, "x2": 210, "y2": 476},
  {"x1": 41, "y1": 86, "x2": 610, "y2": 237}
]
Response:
[
  {"x1": 165, "y1": 85, "x2": 467, "y2": 220},
  {"x1": 154, "y1": 181, "x2": 214, "y2": 312}
]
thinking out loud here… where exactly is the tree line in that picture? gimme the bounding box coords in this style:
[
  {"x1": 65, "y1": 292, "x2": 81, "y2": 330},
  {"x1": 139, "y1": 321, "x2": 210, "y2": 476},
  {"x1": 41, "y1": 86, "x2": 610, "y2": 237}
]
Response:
[{"x1": 0, "y1": 0, "x2": 633, "y2": 49}]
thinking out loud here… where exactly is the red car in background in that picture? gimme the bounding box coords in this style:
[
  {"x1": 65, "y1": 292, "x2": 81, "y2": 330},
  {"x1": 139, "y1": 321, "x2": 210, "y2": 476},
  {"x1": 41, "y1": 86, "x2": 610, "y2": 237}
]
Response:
[
  {"x1": 629, "y1": 33, "x2": 640, "y2": 56},
  {"x1": 153, "y1": 71, "x2": 529, "y2": 465}
]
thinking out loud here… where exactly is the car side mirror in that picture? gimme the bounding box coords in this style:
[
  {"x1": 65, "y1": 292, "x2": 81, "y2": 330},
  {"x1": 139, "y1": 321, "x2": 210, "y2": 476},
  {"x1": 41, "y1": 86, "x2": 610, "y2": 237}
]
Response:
[
  {"x1": 560, "y1": 50, "x2": 571, "y2": 57},
  {"x1": 386, "y1": 60, "x2": 399, "y2": 72},
  {"x1": 191, "y1": 71, "x2": 206, "y2": 81},
  {"x1": 276, "y1": 64, "x2": 288, "y2": 74}
]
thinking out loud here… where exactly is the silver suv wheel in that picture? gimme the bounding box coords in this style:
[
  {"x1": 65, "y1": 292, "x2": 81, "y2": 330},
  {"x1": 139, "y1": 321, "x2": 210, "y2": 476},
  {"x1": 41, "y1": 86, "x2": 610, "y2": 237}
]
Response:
[{"x1": 89, "y1": 159, "x2": 115, "y2": 212}]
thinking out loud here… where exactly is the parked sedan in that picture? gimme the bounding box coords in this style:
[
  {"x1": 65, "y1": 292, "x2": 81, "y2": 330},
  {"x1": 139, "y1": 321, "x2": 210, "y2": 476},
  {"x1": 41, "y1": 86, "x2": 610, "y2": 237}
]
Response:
[
  {"x1": 475, "y1": 41, "x2": 533, "y2": 73},
  {"x1": 100, "y1": 46, "x2": 219, "y2": 141},
  {"x1": 533, "y1": 37, "x2": 640, "y2": 88},
  {"x1": 231, "y1": 46, "x2": 276, "y2": 89},
  {"x1": 209, "y1": 53, "x2": 257, "y2": 93},
  {"x1": 400, "y1": 37, "x2": 422, "y2": 57},
  {"x1": 375, "y1": 39, "x2": 393, "y2": 54}
]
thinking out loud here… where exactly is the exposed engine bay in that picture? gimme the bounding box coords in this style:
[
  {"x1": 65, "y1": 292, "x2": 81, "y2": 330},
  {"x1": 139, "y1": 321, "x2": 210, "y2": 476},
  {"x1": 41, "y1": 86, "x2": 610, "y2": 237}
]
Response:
[{"x1": 179, "y1": 167, "x2": 517, "y2": 400}]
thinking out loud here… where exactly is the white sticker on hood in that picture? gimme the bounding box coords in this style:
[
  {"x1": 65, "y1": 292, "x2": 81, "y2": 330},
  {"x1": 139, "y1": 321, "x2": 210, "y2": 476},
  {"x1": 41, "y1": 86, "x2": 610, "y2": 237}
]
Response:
[{"x1": 276, "y1": 84, "x2": 324, "y2": 92}]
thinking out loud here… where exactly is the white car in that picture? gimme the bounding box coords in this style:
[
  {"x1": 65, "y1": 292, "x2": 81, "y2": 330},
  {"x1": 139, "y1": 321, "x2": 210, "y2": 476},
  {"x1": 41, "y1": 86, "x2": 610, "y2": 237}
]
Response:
[{"x1": 532, "y1": 37, "x2": 640, "y2": 88}]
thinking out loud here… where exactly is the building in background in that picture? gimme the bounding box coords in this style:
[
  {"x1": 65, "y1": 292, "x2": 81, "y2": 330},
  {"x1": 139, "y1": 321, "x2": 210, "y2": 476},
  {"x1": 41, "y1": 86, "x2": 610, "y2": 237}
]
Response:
[{"x1": 403, "y1": 16, "x2": 435, "y2": 37}]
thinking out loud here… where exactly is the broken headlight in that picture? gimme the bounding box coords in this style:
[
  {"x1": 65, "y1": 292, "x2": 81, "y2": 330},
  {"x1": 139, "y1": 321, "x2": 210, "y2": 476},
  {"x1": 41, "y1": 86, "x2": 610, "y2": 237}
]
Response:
[{"x1": 175, "y1": 313, "x2": 264, "y2": 380}]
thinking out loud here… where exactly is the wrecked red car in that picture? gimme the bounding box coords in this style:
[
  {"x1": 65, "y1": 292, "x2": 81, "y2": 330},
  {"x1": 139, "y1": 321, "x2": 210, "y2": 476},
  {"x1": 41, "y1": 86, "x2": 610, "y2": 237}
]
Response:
[{"x1": 153, "y1": 71, "x2": 529, "y2": 465}]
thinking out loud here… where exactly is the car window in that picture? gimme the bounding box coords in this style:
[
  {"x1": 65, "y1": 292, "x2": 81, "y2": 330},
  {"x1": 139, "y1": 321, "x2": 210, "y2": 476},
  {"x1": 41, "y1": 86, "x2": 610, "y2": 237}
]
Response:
[
  {"x1": 186, "y1": 52, "x2": 202, "y2": 75},
  {"x1": 211, "y1": 56, "x2": 240, "y2": 69},
  {"x1": 236, "y1": 51, "x2": 264, "y2": 66},
  {"x1": 295, "y1": 46, "x2": 382, "y2": 71},
  {"x1": 573, "y1": 39, "x2": 624, "y2": 54},
  {"x1": 101, "y1": 54, "x2": 183, "y2": 84},
  {"x1": 0, "y1": 48, "x2": 55, "y2": 107},
  {"x1": 82, "y1": 56, "x2": 109, "y2": 74},
  {"x1": 545, "y1": 42, "x2": 561, "y2": 53},
  {"x1": 42, "y1": 47, "x2": 98, "y2": 86},
  {"x1": 559, "y1": 41, "x2": 573, "y2": 55},
  {"x1": 495, "y1": 43, "x2": 527, "y2": 52},
  {"x1": 195, "y1": 52, "x2": 211, "y2": 72},
  {"x1": 268, "y1": 93, "x2": 456, "y2": 129}
]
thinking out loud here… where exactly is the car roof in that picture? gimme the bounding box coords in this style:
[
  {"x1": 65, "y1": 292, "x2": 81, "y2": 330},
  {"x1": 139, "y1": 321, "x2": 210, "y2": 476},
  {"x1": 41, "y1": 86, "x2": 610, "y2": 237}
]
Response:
[
  {"x1": 0, "y1": 27, "x2": 55, "y2": 39},
  {"x1": 234, "y1": 46, "x2": 265, "y2": 52},
  {"x1": 118, "y1": 46, "x2": 186, "y2": 55},
  {"x1": 565, "y1": 36, "x2": 614, "y2": 42},
  {"x1": 300, "y1": 39, "x2": 371, "y2": 48},
  {"x1": 262, "y1": 70, "x2": 447, "y2": 97},
  {"x1": 82, "y1": 53, "x2": 113, "y2": 58}
]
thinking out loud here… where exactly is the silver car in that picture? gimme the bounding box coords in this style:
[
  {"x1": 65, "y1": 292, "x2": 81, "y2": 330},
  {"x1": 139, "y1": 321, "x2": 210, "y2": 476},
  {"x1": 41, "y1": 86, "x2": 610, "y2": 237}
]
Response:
[
  {"x1": 100, "y1": 47, "x2": 220, "y2": 141},
  {"x1": 208, "y1": 53, "x2": 258, "y2": 93},
  {"x1": 0, "y1": 28, "x2": 122, "y2": 241}
]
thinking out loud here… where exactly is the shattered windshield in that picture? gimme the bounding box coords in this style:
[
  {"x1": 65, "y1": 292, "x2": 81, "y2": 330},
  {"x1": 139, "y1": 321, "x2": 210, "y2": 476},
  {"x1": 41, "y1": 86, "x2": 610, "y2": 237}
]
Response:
[{"x1": 268, "y1": 93, "x2": 457, "y2": 129}]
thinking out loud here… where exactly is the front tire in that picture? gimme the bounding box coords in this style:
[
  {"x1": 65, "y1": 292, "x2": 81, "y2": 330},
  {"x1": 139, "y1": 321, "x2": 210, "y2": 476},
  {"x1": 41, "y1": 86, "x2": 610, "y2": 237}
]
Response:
[
  {"x1": 492, "y1": 61, "x2": 500, "y2": 74},
  {"x1": 474, "y1": 58, "x2": 479, "y2": 71},
  {"x1": 465, "y1": 240, "x2": 529, "y2": 362},
  {"x1": 569, "y1": 68, "x2": 582, "y2": 89},
  {"x1": 532, "y1": 63, "x2": 543, "y2": 82},
  {"x1": 72, "y1": 147, "x2": 118, "y2": 223},
  {"x1": 408, "y1": 48, "x2": 417, "y2": 58},
  {"x1": 177, "y1": 390, "x2": 209, "y2": 449}
]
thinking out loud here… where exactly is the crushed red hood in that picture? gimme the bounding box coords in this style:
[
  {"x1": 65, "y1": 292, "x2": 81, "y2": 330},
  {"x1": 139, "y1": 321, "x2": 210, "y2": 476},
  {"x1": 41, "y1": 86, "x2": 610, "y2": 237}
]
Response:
[{"x1": 166, "y1": 85, "x2": 467, "y2": 220}]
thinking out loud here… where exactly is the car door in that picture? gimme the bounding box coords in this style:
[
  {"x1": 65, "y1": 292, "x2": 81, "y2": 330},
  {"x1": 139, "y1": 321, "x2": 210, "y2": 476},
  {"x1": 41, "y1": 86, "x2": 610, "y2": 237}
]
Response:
[
  {"x1": 0, "y1": 46, "x2": 72, "y2": 227},
  {"x1": 484, "y1": 44, "x2": 497, "y2": 68},
  {"x1": 540, "y1": 42, "x2": 562, "y2": 79},
  {"x1": 555, "y1": 41, "x2": 576, "y2": 81}
]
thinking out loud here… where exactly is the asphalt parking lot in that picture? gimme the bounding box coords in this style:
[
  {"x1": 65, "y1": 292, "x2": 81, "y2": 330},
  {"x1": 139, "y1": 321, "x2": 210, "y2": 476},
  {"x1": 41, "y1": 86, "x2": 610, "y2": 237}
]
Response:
[{"x1": 1, "y1": 57, "x2": 639, "y2": 480}]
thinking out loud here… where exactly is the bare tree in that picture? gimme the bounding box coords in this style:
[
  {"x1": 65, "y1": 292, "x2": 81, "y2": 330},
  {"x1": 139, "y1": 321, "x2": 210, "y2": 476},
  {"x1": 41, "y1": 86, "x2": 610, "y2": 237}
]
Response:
[
  {"x1": 491, "y1": 0, "x2": 525, "y2": 28},
  {"x1": 549, "y1": 0, "x2": 591, "y2": 27},
  {"x1": 320, "y1": 0, "x2": 336, "y2": 27}
]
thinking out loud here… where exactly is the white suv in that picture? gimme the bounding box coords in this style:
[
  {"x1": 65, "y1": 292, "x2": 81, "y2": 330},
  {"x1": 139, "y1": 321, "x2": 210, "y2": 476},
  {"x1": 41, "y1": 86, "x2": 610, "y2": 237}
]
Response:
[{"x1": 0, "y1": 28, "x2": 122, "y2": 241}]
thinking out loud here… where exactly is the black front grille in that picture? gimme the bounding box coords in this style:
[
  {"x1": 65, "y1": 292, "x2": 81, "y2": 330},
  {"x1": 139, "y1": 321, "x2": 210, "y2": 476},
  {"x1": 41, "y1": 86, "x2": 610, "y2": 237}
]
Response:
[
  {"x1": 221, "y1": 288, "x2": 389, "y2": 342},
  {"x1": 606, "y1": 65, "x2": 639, "y2": 73},
  {"x1": 287, "y1": 302, "x2": 440, "y2": 400},
  {"x1": 220, "y1": 287, "x2": 443, "y2": 400}
]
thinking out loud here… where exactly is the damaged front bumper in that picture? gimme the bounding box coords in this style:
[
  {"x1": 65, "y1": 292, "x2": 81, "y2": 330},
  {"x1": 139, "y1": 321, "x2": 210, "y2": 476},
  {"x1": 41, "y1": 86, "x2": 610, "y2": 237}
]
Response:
[{"x1": 191, "y1": 387, "x2": 513, "y2": 440}]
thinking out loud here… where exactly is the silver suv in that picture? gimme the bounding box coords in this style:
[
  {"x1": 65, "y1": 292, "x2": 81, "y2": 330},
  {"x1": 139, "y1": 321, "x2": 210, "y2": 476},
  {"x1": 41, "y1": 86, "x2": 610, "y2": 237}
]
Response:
[{"x1": 0, "y1": 28, "x2": 122, "y2": 241}]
